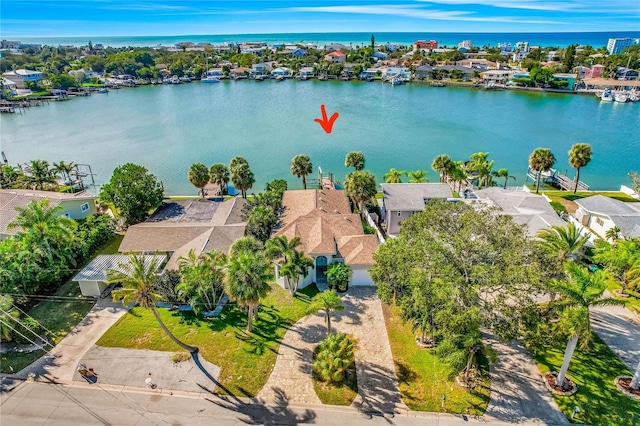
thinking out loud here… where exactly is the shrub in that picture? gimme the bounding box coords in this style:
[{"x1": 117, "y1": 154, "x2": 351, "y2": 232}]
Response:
[
  {"x1": 327, "y1": 263, "x2": 352, "y2": 292},
  {"x1": 362, "y1": 223, "x2": 377, "y2": 235},
  {"x1": 313, "y1": 333, "x2": 358, "y2": 383}
]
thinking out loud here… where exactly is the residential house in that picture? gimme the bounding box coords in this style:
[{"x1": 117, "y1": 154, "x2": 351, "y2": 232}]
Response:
[
  {"x1": 463, "y1": 51, "x2": 491, "y2": 60},
  {"x1": 298, "y1": 67, "x2": 315, "y2": 78},
  {"x1": 342, "y1": 63, "x2": 356, "y2": 75},
  {"x1": 359, "y1": 68, "x2": 381, "y2": 79},
  {"x1": 205, "y1": 68, "x2": 224, "y2": 78},
  {"x1": 380, "y1": 183, "x2": 453, "y2": 236},
  {"x1": 414, "y1": 40, "x2": 438, "y2": 51},
  {"x1": 456, "y1": 59, "x2": 497, "y2": 70},
  {"x1": 251, "y1": 62, "x2": 272, "y2": 76},
  {"x1": 382, "y1": 67, "x2": 411, "y2": 81},
  {"x1": 325, "y1": 43, "x2": 348, "y2": 52},
  {"x1": 481, "y1": 70, "x2": 514, "y2": 84},
  {"x1": 119, "y1": 197, "x2": 246, "y2": 272},
  {"x1": 616, "y1": 68, "x2": 639, "y2": 81},
  {"x1": 1, "y1": 40, "x2": 21, "y2": 49},
  {"x1": 73, "y1": 254, "x2": 166, "y2": 297},
  {"x1": 2, "y1": 69, "x2": 44, "y2": 89},
  {"x1": 273, "y1": 189, "x2": 378, "y2": 288},
  {"x1": 291, "y1": 48, "x2": 306, "y2": 58},
  {"x1": 271, "y1": 67, "x2": 292, "y2": 77},
  {"x1": 373, "y1": 51, "x2": 388, "y2": 60},
  {"x1": 574, "y1": 195, "x2": 640, "y2": 240},
  {"x1": 230, "y1": 67, "x2": 250, "y2": 79},
  {"x1": 498, "y1": 42, "x2": 513, "y2": 54},
  {"x1": 2, "y1": 78, "x2": 17, "y2": 95},
  {"x1": 583, "y1": 64, "x2": 605, "y2": 79},
  {"x1": 472, "y1": 188, "x2": 565, "y2": 237},
  {"x1": 551, "y1": 73, "x2": 577, "y2": 90},
  {"x1": 0, "y1": 189, "x2": 97, "y2": 239},
  {"x1": 415, "y1": 65, "x2": 474, "y2": 81},
  {"x1": 324, "y1": 52, "x2": 346, "y2": 64}
]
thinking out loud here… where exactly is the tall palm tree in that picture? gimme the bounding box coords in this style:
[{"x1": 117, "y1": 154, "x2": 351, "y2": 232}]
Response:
[
  {"x1": 265, "y1": 235, "x2": 301, "y2": 262},
  {"x1": 8, "y1": 199, "x2": 77, "y2": 256},
  {"x1": 432, "y1": 154, "x2": 454, "y2": 183},
  {"x1": 492, "y1": 168, "x2": 516, "y2": 189},
  {"x1": 593, "y1": 238, "x2": 640, "y2": 295},
  {"x1": 230, "y1": 162, "x2": 255, "y2": 199},
  {"x1": 280, "y1": 250, "x2": 314, "y2": 296},
  {"x1": 188, "y1": 163, "x2": 210, "y2": 198},
  {"x1": 468, "y1": 152, "x2": 494, "y2": 189},
  {"x1": 107, "y1": 254, "x2": 198, "y2": 353},
  {"x1": 548, "y1": 262, "x2": 624, "y2": 387},
  {"x1": 25, "y1": 160, "x2": 56, "y2": 190},
  {"x1": 345, "y1": 170, "x2": 377, "y2": 218},
  {"x1": 568, "y1": 143, "x2": 592, "y2": 194},
  {"x1": 451, "y1": 162, "x2": 468, "y2": 192},
  {"x1": 52, "y1": 161, "x2": 77, "y2": 183},
  {"x1": 246, "y1": 205, "x2": 277, "y2": 243},
  {"x1": 224, "y1": 251, "x2": 272, "y2": 332},
  {"x1": 230, "y1": 236, "x2": 264, "y2": 257},
  {"x1": 209, "y1": 163, "x2": 230, "y2": 196},
  {"x1": 307, "y1": 290, "x2": 345, "y2": 334},
  {"x1": 537, "y1": 223, "x2": 589, "y2": 262},
  {"x1": 529, "y1": 148, "x2": 556, "y2": 194},
  {"x1": 177, "y1": 249, "x2": 227, "y2": 313},
  {"x1": 290, "y1": 154, "x2": 313, "y2": 190},
  {"x1": 604, "y1": 226, "x2": 621, "y2": 243},
  {"x1": 229, "y1": 156, "x2": 248, "y2": 174},
  {"x1": 383, "y1": 168, "x2": 405, "y2": 183},
  {"x1": 407, "y1": 170, "x2": 429, "y2": 183},
  {"x1": 345, "y1": 151, "x2": 365, "y2": 171}
]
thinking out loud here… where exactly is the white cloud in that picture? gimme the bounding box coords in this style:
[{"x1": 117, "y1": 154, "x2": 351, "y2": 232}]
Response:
[{"x1": 417, "y1": 0, "x2": 640, "y2": 13}]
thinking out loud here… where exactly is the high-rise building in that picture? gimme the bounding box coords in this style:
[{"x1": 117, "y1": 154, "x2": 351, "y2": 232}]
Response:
[{"x1": 607, "y1": 38, "x2": 638, "y2": 55}]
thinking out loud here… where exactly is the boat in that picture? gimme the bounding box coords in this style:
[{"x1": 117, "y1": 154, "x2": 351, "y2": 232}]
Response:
[
  {"x1": 255, "y1": 75, "x2": 265, "y2": 81},
  {"x1": 628, "y1": 91, "x2": 638, "y2": 102},
  {"x1": 200, "y1": 55, "x2": 220, "y2": 83},
  {"x1": 179, "y1": 76, "x2": 191, "y2": 83},
  {"x1": 169, "y1": 76, "x2": 181, "y2": 84},
  {"x1": 600, "y1": 88, "x2": 613, "y2": 102},
  {"x1": 99, "y1": 87, "x2": 108, "y2": 93},
  {"x1": 201, "y1": 76, "x2": 220, "y2": 83},
  {"x1": 613, "y1": 91, "x2": 628, "y2": 103},
  {"x1": 275, "y1": 75, "x2": 284, "y2": 81}
]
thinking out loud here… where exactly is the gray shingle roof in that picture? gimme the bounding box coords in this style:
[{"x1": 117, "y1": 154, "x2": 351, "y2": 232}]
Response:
[
  {"x1": 381, "y1": 183, "x2": 452, "y2": 211},
  {"x1": 73, "y1": 254, "x2": 166, "y2": 282},
  {"x1": 575, "y1": 195, "x2": 639, "y2": 215}
]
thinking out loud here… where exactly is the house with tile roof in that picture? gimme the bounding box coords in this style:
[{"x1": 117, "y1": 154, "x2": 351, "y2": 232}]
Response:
[
  {"x1": 0, "y1": 189, "x2": 97, "y2": 239},
  {"x1": 273, "y1": 189, "x2": 378, "y2": 288},
  {"x1": 574, "y1": 195, "x2": 640, "y2": 241},
  {"x1": 118, "y1": 197, "x2": 246, "y2": 271}
]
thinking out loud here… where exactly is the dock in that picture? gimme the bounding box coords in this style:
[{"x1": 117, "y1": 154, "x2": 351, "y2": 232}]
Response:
[{"x1": 526, "y1": 167, "x2": 589, "y2": 191}]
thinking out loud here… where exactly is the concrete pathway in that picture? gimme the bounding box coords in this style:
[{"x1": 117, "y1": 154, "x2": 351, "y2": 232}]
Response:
[
  {"x1": 9, "y1": 300, "x2": 128, "y2": 383},
  {"x1": 484, "y1": 335, "x2": 568, "y2": 425},
  {"x1": 258, "y1": 287, "x2": 406, "y2": 415},
  {"x1": 591, "y1": 304, "x2": 640, "y2": 372}
]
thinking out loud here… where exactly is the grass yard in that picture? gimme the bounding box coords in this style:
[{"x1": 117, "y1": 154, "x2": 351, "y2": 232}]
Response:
[
  {"x1": 531, "y1": 332, "x2": 640, "y2": 425},
  {"x1": 97, "y1": 284, "x2": 319, "y2": 396},
  {"x1": 605, "y1": 281, "x2": 640, "y2": 314},
  {"x1": 382, "y1": 303, "x2": 490, "y2": 414}
]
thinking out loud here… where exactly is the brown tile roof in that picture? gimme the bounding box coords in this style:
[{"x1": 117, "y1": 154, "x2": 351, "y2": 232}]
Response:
[
  {"x1": 119, "y1": 225, "x2": 214, "y2": 252},
  {"x1": 337, "y1": 235, "x2": 379, "y2": 265},
  {"x1": 279, "y1": 189, "x2": 351, "y2": 228}
]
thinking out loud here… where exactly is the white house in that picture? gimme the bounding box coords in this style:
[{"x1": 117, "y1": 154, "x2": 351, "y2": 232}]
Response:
[
  {"x1": 324, "y1": 52, "x2": 346, "y2": 64},
  {"x1": 273, "y1": 189, "x2": 378, "y2": 288},
  {"x1": 574, "y1": 195, "x2": 640, "y2": 241},
  {"x1": 2, "y1": 69, "x2": 44, "y2": 89},
  {"x1": 382, "y1": 67, "x2": 411, "y2": 81},
  {"x1": 271, "y1": 67, "x2": 292, "y2": 77}
]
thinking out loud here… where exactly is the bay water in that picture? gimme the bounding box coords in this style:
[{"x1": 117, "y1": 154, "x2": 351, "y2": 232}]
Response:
[{"x1": 1, "y1": 81, "x2": 638, "y2": 195}]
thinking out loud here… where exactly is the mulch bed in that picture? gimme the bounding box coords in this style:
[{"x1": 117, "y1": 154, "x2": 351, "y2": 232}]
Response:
[
  {"x1": 544, "y1": 372, "x2": 577, "y2": 396},
  {"x1": 615, "y1": 376, "x2": 640, "y2": 401}
]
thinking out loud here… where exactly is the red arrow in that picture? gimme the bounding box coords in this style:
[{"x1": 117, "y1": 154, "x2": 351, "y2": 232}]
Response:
[{"x1": 314, "y1": 104, "x2": 339, "y2": 134}]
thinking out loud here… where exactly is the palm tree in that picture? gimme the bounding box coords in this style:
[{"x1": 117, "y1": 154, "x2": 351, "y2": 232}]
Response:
[
  {"x1": 230, "y1": 236, "x2": 264, "y2": 257},
  {"x1": 345, "y1": 151, "x2": 365, "y2": 171},
  {"x1": 230, "y1": 162, "x2": 255, "y2": 199},
  {"x1": 548, "y1": 262, "x2": 624, "y2": 387},
  {"x1": 290, "y1": 154, "x2": 313, "y2": 190},
  {"x1": 224, "y1": 251, "x2": 272, "y2": 332},
  {"x1": 345, "y1": 170, "x2": 377, "y2": 218},
  {"x1": 451, "y1": 162, "x2": 468, "y2": 192},
  {"x1": 593, "y1": 238, "x2": 640, "y2": 295},
  {"x1": 468, "y1": 152, "x2": 494, "y2": 189},
  {"x1": 209, "y1": 163, "x2": 230, "y2": 196},
  {"x1": 229, "y1": 156, "x2": 248, "y2": 174},
  {"x1": 383, "y1": 168, "x2": 405, "y2": 183},
  {"x1": 492, "y1": 168, "x2": 516, "y2": 189},
  {"x1": 177, "y1": 249, "x2": 227, "y2": 314},
  {"x1": 313, "y1": 332, "x2": 357, "y2": 383},
  {"x1": 8, "y1": 199, "x2": 77, "y2": 256},
  {"x1": 107, "y1": 253, "x2": 198, "y2": 353},
  {"x1": 246, "y1": 205, "x2": 277, "y2": 243},
  {"x1": 265, "y1": 235, "x2": 301, "y2": 262},
  {"x1": 188, "y1": 163, "x2": 210, "y2": 198},
  {"x1": 605, "y1": 226, "x2": 621, "y2": 243},
  {"x1": 52, "y1": 160, "x2": 77, "y2": 182},
  {"x1": 568, "y1": 143, "x2": 592, "y2": 193},
  {"x1": 307, "y1": 290, "x2": 345, "y2": 334},
  {"x1": 432, "y1": 154, "x2": 454, "y2": 183},
  {"x1": 24, "y1": 160, "x2": 56, "y2": 190},
  {"x1": 529, "y1": 148, "x2": 556, "y2": 194},
  {"x1": 280, "y1": 250, "x2": 314, "y2": 296},
  {"x1": 407, "y1": 170, "x2": 429, "y2": 183},
  {"x1": 537, "y1": 223, "x2": 589, "y2": 262}
]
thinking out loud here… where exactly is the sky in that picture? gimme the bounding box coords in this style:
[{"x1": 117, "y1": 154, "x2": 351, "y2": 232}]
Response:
[{"x1": 2, "y1": 0, "x2": 639, "y2": 37}]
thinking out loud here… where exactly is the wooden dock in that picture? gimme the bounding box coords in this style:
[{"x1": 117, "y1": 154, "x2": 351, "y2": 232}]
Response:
[{"x1": 526, "y1": 168, "x2": 589, "y2": 191}]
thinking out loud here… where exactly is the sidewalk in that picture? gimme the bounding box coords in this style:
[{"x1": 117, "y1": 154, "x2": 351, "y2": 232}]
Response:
[
  {"x1": 9, "y1": 299, "x2": 128, "y2": 383},
  {"x1": 591, "y1": 304, "x2": 640, "y2": 372}
]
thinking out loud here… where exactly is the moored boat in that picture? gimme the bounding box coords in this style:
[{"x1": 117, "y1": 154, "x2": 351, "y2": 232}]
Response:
[
  {"x1": 614, "y1": 91, "x2": 628, "y2": 103},
  {"x1": 600, "y1": 88, "x2": 613, "y2": 102}
]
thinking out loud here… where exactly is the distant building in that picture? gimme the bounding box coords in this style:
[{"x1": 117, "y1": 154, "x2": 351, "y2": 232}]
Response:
[
  {"x1": 615, "y1": 67, "x2": 639, "y2": 80},
  {"x1": 512, "y1": 41, "x2": 531, "y2": 62},
  {"x1": 325, "y1": 43, "x2": 348, "y2": 52},
  {"x1": 324, "y1": 51, "x2": 346, "y2": 64},
  {"x1": 498, "y1": 42, "x2": 513, "y2": 54},
  {"x1": 607, "y1": 37, "x2": 638, "y2": 55},
  {"x1": 414, "y1": 40, "x2": 438, "y2": 51},
  {"x1": 584, "y1": 64, "x2": 605, "y2": 79},
  {"x1": 1, "y1": 40, "x2": 21, "y2": 49},
  {"x1": 458, "y1": 40, "x2": 474, "y2": 50},
  {"x1": 2, "y1": 69, "x2": 44, "y2": 89}
]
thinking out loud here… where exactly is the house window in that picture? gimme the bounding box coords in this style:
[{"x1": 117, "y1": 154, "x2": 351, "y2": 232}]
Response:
[
  {"x1": 397, "y1": 211, "x2": 402, "y2": 217},
  {"x1": 595, "y1": 218, "x2": 604, "y2": 226},
  {"x1": 80, "y1": 202, "x2": 90, "y2": 213}
]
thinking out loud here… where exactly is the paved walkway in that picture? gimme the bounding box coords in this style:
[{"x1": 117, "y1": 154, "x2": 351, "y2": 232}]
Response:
[
  {"x1": 258, "y1": 287, "x2": 406, "y2": 415},
  {"x1": 591, "y1": 304, "x2": 640, "y2": 372},
  {"x1": 484, "y1": 335, "x2": 568, "y2": 425},
  {"x1": 9, "y1": 300, "x2": 128, "y2": 383}
]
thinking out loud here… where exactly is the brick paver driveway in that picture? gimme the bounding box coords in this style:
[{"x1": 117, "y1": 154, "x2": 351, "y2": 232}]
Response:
[{"x1": 257, "y1": 287, "x2": 406, "y2": 415}]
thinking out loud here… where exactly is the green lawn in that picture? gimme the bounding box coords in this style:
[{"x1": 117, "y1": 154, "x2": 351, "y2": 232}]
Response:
[
  {"x1": 97, "y1": 284, "x2": 319, "y2": 396},
  {"x1": 382, "y1": 303, "x2": 490, "y2": 414},
  {"x1": 531, "y1": 333, "x2": 640, "y2": 425},
  {"x1": 542, "y1": 191, "x2": 637, "y2": 215},
  {"x1": 11, "y1": 91, "x2": 51, "y2": 100},
  {"x1": 0, "y1": 235, "x2": 122, "y2": 374},
  {"x1": 605, "y1": 280, "x2": 640, "y2": 314}
]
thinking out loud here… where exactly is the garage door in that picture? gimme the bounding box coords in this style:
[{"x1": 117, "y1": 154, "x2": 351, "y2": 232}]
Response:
[{"x1": 351, "y1": 267, "x2": 372, "y2": 286}]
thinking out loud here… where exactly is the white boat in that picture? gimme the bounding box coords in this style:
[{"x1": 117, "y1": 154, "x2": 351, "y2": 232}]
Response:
[
  {"x1": 201, "y1": 76, "x2": 220, "y2": 83},
  {"x1": 614, "y1": 91, "x2": 628, "y2": 103},
  {"x1": 600, "y1": 88, "x2": 613, "y2": 102},
  {"x1": 628, "y1": 91, "x2": 638, "y2": 102},
  {"x1": 170, "y1": 76, "x2": 181, "y2": 84},
  {"x1": 179, "y1": 76, "x2": 191, "y2": 83},
  {"x1": 200, "y1": 55, "x2": 220, "y2": 83}
]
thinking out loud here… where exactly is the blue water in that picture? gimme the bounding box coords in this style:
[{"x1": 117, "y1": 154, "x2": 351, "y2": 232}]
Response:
[
  {"x1": 2, "y1": 81, "x2": 638, "y2": 195},
  {"x1": 17, "y1": 31, "x2": 640, "y2": 49}
]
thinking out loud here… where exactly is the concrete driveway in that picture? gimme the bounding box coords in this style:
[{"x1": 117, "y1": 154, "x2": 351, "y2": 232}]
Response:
[{"x1": 591, "y1": 304, "x2": 640, "y2": 372}]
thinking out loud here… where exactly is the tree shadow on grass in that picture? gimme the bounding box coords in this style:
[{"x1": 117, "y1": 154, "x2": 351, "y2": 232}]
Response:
[{"x1": 206, "y1": 387, "x2": 316, "y2": 425}]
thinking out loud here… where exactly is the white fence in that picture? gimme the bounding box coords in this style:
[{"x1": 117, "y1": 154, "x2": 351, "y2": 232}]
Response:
[{"x1": 363, "y1": 210, "x2": 386, "y2": 243}]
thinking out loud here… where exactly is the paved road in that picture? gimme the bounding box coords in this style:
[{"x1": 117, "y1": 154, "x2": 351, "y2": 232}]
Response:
[
  {"x1": 0, "y1": 381, "x2": 558, "y2": 426},
  {"x1": 591, "y1": 304, "x2": 640, "y2": 372}
]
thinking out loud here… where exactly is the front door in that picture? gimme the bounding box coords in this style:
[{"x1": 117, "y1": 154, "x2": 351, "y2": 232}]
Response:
[{"x1": 316, "y1": 256, "x2": 328, "y2": 285}]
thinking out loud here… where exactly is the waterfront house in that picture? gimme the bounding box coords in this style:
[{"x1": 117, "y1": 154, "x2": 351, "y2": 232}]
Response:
[
  {"x1": 2, "y1": 78, "x2": 17, "y2": 95},
  {"x1": 206, "y1": 68, "x2": 224, "y2": 78},
  {"x1": 298, "y1": 67, "x2": 315, "y2": 79},
  {"x1": 382, "y1": 67, "x2": 411, "y2": 81},
  {"x1": 415, "y1": 65, "x2": 474, "y2": 81},
  {"x1": 325, "y1": 43, "x2": 348, "y2": 52},
  {"x1": 359, "y1": 68, "x2": 381, "y2": 79},
  {"x1": 2, "y1": 69, "x2": 44, "y2": 89},
  {"x1": 73, "y1": 254, "x2": 166, "y2": 297},
  {"x1": 584, "y1": 65, "x2": 605, "y2": 79},
  {"x1": 551, "y1": 73, "x2": 577, "y2": 90},
  {"x1": 616, "y1": 68, "x2": 639, "y2": 81},
  {"x1": 414, "y1": 40, "x2": 438, "y2": 51},
  {"x1": 324, "y1": 52, "x2": 346, "y2": 64},
  {"x1": 380, "y1": 183, "x2": 453, "y2": 236},
  {"x1": 481, "y1": 70, "x2": 514, "y2": 84},
  {"x1": 230, "y1": 67, "x2": 250, "y2": 79},
  {"x1": 0, "y1": 189, "x2": 97, "y2": 239},
  {"x1": 251, "y1": 62, "x2": 272, "y2": 76},
  {"x1": 273, "y1": 189, "x2": 378, "y2": 288},
  {"x1": 456, "y1": 59, "x2": 496, "y2": 70},
  {"x1": 342, "y1": 63, "x2": 356, "y2": 75},
  {"x1": 118, "y1": 197, "x2": 247, "y2": 270},
  {"x1": 271, "y1": 67, "x2": 292, "y2": 77},
  {"x1": 574, "y1": 195, "x2": 640, "y2": 241},
  {"x1": 471, "y1": 188, "x2": 565, "y2": 237}
]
